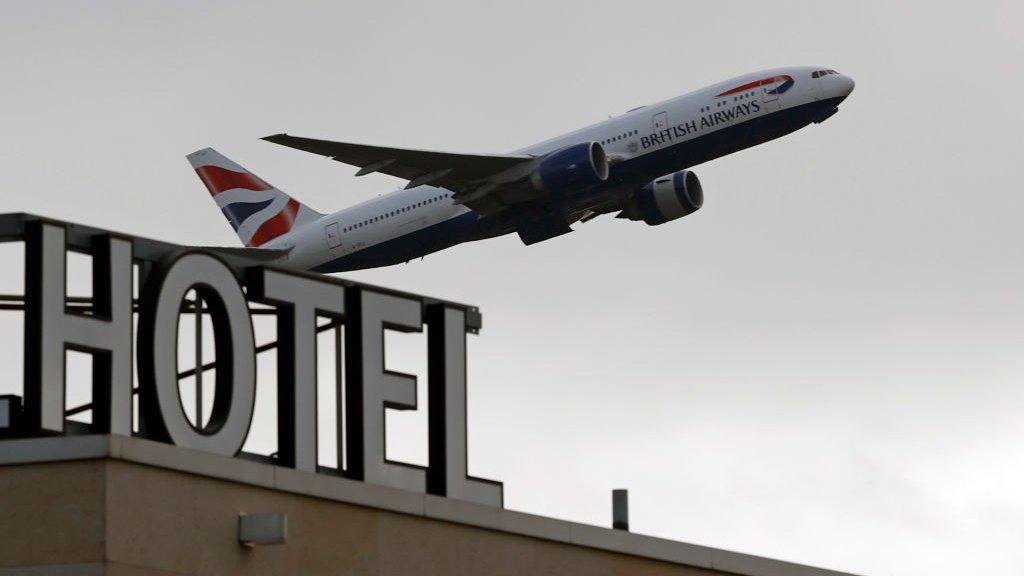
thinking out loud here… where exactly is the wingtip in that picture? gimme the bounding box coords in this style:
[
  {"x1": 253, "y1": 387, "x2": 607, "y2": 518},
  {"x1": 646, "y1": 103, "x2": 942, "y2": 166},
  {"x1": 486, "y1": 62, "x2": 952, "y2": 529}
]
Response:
[{"x1": 262, "y1": 133, "x2": 289, "y2": 143}]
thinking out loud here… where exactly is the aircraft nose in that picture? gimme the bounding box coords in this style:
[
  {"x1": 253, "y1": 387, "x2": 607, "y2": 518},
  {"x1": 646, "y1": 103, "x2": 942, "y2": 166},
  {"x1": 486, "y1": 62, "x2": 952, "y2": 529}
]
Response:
[{"x1": 837, "y1": 74, "x2": 855, "y2": 98}]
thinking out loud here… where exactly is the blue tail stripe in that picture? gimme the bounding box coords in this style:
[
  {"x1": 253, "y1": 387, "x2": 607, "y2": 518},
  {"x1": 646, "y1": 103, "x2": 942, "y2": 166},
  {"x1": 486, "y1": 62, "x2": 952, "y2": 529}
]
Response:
[{"x1": 222, "y1": 199, "x2": 274, "y2": 230}]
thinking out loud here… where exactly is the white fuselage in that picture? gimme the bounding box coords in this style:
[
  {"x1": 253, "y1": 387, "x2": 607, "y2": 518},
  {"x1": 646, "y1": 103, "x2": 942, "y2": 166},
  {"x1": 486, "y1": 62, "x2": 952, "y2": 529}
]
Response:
[{"x1": 269, "y1": 66, "x2": 854, "y2": 273}]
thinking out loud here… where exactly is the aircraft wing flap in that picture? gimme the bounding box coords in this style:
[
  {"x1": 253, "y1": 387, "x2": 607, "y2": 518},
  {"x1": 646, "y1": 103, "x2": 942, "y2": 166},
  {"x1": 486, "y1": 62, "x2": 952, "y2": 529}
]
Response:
[
  {"x1": 451, "y1": 182, "x2": 549, "y2": 217},
  {"x1": 262, "y1": 134, "x2": 534, "y2": 192}
]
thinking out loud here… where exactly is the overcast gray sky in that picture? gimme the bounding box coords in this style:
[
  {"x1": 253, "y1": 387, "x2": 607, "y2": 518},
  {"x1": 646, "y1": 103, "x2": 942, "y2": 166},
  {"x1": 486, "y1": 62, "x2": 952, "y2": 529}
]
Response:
[{"x1": 2, "y1": 2, "x2": 1023, "y2": 574}]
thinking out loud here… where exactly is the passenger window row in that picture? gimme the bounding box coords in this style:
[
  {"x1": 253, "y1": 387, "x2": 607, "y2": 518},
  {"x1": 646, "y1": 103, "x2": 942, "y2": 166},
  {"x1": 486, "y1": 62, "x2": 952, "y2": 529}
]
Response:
[
  {"x1": 702, "y1": 89, "x2": 759, "y2": 113},
  {"x1": 343, "y1": 192, "x2": 451, "y2": 232},
  {"x1": 601, "y1": 130, "x2": 638, "y2": 145}
]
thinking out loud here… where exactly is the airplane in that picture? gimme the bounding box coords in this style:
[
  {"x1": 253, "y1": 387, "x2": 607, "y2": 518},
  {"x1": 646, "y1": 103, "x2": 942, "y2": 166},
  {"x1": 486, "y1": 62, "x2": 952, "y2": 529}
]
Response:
[{"x1": 187, "y1": 66, "x2": 854, "y2": 273}]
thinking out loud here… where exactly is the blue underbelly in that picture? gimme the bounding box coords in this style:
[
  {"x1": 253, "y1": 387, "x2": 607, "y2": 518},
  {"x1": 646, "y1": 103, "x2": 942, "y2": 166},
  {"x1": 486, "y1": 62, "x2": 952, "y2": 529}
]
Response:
[
  {"x1": 314, "y1": 210, "x2": 487, "y2": 273},
  {"x1": 608, "y1": 96, "x2": 844, "y2": 185},
  {"x1": 314, "y1": 97, "x2": 843, "y2": 273}
]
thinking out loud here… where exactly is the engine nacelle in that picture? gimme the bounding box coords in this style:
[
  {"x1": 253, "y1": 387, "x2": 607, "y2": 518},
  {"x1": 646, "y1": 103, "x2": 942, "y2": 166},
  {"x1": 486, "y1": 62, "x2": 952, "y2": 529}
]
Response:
[
  {"x1": 632, "y1": 170, "x2": 703, "y2": 225},
  {"x1": 530, "y1": 142, "x2": 609, "y2": 193}
]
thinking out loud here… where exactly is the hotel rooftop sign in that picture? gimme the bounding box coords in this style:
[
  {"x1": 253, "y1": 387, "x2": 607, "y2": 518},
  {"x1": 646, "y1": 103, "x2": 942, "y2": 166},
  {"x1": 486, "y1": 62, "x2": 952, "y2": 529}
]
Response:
[
  {"x1": 0, "y1": 213, "x2": 501, "y2": 506},
  {"x1": 0, "y1": 213, "x2": 864, "y2": 576}
]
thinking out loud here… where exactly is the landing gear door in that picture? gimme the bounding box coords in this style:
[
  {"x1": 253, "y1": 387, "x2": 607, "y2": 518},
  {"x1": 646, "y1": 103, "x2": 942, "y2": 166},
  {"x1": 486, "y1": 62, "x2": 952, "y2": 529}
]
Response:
[{"x1": 325, "y1": 222, "x2": 342, "y2": 253}]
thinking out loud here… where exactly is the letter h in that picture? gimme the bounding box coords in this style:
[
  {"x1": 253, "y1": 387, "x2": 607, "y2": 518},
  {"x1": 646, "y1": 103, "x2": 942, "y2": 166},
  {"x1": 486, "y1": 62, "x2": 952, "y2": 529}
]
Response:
[{"x1": 23, "y1": 221, "x2": 133, "y2": 435}]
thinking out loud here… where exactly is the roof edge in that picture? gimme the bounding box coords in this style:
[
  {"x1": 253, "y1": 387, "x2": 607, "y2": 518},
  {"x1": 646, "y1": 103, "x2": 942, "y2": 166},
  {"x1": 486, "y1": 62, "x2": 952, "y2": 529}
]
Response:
[{"x1": 0, "y1": 435, "x2": 863, "y2": 576}]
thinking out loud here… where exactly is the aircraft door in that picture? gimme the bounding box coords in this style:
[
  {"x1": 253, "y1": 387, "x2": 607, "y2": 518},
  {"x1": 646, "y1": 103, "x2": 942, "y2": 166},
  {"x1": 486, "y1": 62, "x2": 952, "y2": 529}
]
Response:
[
  {"x1": 325, "y1": 222, "x2": 342, "y2": 254},
  {"x1": 652, "y1": 111, "x2": 668, "y2": 132}
]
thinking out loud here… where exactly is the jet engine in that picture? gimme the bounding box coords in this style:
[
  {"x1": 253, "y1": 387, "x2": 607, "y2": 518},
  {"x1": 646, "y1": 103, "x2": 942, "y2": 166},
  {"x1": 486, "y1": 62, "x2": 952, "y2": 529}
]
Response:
[
  {"x1": 620, "y1": 170, "x2": 703, "y2": 225},
  {"x1": 530, "y1": 142, "x2": 609, "y2": 193}
]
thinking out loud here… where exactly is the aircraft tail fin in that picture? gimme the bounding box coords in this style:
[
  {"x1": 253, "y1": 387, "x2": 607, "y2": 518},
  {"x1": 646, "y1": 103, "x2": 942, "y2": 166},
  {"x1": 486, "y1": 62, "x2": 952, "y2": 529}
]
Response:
[{"x1": 186, "y1": 148, "x2": 323, "y2": 247}]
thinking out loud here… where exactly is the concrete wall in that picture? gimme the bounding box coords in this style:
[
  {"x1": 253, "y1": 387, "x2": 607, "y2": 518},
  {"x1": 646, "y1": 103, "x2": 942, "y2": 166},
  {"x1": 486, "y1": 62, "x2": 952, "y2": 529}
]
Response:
[
  {"x1": 0, "y1": 460, "x2": 713, "y2": 576},
  {"x1": 0, "y1": 461, "x2": 106, "y2": 570}
]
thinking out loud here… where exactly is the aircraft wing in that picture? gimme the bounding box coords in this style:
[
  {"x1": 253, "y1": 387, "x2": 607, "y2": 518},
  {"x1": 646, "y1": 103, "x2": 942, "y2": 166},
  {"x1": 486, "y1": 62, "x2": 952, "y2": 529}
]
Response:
[{"x1": 262, "y1": 134, "x2": 542, "y2": 215}]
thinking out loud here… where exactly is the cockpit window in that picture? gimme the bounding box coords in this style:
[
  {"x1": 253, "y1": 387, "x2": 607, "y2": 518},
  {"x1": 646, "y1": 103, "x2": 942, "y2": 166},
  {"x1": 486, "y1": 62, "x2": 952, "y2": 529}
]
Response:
[{"x1": 813, "y1": 69, "x2": 839, "y2": 79}]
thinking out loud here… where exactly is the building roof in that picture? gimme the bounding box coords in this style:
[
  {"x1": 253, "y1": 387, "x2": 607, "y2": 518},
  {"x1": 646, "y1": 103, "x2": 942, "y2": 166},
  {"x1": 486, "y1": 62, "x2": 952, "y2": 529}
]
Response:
[{"x1": 0, "y1": 434, "x2": 862, "y2": 576}]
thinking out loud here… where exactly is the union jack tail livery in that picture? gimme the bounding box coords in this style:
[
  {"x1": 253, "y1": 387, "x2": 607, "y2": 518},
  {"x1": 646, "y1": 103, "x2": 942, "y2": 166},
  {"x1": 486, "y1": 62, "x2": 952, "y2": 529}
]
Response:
[
  {"x1": 187, "y1": 148, "x2": 323, "y2": 247},
  {"x1": 186, "y1": 66, "x2": 854, "y2": 273}
]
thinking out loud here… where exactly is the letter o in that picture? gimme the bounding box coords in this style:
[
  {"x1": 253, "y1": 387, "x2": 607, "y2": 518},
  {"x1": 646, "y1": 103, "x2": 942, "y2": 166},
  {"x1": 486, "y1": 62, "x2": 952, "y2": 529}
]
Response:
[{"x1": 138, "y1": 252, "x2": 255, "y2": 455}]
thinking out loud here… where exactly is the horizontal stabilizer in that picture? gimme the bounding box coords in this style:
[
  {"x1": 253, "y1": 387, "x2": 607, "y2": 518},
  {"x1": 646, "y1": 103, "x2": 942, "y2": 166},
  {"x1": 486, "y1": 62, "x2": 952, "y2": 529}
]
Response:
[{"x1": 198, "y1": 246, "x2": 292, "y2": 262}]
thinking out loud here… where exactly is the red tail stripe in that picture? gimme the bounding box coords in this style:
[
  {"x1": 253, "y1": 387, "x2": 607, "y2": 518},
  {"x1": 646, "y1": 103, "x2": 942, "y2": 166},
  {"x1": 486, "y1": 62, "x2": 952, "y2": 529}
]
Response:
[
  {"x1": 195, "y1": 165, "x2": 273, "y2": 196},
  {"x1": 248, "y1": 199, "x2": 300, "y2": 247}
]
